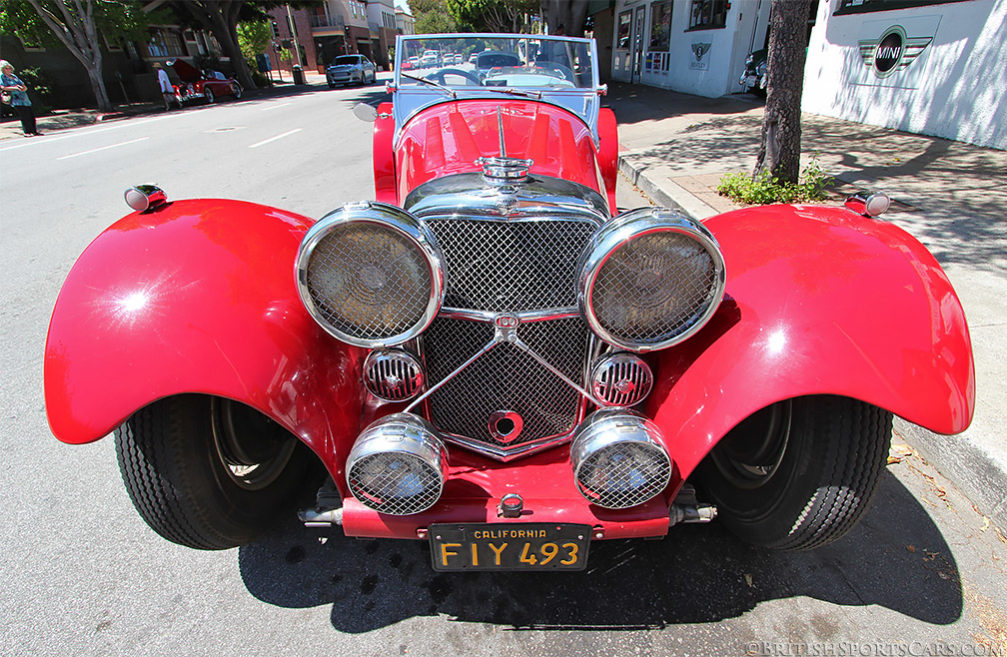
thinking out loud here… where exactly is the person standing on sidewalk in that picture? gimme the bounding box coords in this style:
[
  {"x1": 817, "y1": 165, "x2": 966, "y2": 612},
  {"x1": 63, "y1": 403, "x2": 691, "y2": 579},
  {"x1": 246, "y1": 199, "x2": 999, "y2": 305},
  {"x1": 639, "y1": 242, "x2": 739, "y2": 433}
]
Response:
[
  {"x1": 154, "y1": 62, "x2": 176, "y2": 111},
  {"x1": 0, "y1": 60, "x2": 42, "y2": 137}
]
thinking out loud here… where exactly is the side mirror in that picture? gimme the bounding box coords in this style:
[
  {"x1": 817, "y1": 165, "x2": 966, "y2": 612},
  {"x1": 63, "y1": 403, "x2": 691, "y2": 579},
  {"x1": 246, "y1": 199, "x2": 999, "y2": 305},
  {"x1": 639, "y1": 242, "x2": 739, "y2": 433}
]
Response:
[{"x1": 352, "y1": 103, "x2": 378, "y2": 122}]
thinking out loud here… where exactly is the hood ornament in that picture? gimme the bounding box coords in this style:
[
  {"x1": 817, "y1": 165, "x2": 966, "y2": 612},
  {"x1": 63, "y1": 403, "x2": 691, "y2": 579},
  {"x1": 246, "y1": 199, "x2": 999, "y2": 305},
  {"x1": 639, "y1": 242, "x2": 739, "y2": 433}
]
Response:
[{"x1": 476, "y1": 107, "x2": 532, "y2": 183}]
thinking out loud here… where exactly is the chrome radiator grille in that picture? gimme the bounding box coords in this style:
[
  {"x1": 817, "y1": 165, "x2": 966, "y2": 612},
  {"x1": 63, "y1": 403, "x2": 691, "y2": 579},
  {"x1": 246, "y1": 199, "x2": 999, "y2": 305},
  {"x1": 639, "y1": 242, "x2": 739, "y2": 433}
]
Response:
[
  {"x1": 424, "y1": 219, "x2": 597, "y2": 312},
  {"x1": 423, "y1": 317, "x2": 591, "y2": 449},
  {"x1": 419, "y1": 217, "x2": 599, "y2": 455}
]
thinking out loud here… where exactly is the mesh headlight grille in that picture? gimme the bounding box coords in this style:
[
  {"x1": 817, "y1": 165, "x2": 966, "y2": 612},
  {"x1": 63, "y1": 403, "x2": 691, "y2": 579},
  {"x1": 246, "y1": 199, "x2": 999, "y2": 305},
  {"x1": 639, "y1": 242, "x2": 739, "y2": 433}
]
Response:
[
  {"x1": 297, "y1": 203, "x2": 443, "y2": 347},
  {"x1": 347, "y1": 452, "x2": 443, "y2": 515},
  {"x1": 576, "y1": 441, "x2": 671, "y2": 509},
  {"x1": 580, "y1": 209, "x2": 725, "y2": 352}
]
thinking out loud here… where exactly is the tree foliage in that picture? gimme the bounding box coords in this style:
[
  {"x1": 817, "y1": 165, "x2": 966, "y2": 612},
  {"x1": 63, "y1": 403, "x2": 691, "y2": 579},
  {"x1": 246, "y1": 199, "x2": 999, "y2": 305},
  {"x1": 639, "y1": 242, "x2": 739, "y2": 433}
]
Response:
[
  {"x1": 1, "y1": 0, "x2": 161, "y2": 112},
  {"x1": 445, "y1": 0, "x2": 538, "y2": 33},
  {"x1": 236, "y1": 20, "x2": 271, "y2": 63},
  {"x1": 754, "y1": 0, "x2": 813, "y2": 185},
  {"x1": 410, "y1": 0, "x2": 461, "y2": 34}
]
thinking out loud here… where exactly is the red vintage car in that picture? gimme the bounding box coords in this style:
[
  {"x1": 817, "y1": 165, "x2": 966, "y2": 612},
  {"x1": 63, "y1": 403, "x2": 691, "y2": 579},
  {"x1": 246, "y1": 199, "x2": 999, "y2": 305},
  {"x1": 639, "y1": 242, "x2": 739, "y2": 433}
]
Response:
[
  {"x1": 45, "y1": 34, "x2": 974, "y2": 571},
  {"x1": 167, "y1": 58, "x2": 242, "y2": 105}
]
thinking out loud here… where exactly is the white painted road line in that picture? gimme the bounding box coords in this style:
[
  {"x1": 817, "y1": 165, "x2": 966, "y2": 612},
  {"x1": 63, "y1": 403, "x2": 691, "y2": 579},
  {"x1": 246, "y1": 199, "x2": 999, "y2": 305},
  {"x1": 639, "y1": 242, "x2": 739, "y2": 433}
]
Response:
[
  {"x1": 248, "y1": 128, "x2": 301, "y2": 149},
  {"x1": 0, "y1": 115, "x2": 172, "y2": 154},
  {"x1": 260, "y1": 102, "x2": 292, "y2": 112},
  {"x1": 56, "y1": 136, "x2": 150, "y2": 160}
]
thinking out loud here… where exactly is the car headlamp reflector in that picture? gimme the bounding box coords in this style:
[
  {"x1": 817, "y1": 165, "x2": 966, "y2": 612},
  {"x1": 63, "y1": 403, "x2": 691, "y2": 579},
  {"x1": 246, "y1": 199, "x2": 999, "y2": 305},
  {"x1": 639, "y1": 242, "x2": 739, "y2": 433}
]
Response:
[
  {"x1": 346, "y1": 413, "x2": 447, "y2": 515},
  {"x1": 579, "y1": 208, "x2": 725, "y2": 352},
  {"x1": 296, "y1": 202, "x2": 444, "y2": 348},
  {"x1": 571, "y1": 409, "x2": 671, "y2": 509}
]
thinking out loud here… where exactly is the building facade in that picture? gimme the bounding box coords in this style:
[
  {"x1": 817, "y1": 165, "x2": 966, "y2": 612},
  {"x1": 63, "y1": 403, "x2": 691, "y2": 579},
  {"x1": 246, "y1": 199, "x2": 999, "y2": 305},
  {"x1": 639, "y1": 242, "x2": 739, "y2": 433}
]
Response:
[
  {"x1": 609, "y1": 0, "x2": 772, "y2": 97},
  {"x1": 308, "y1": 0, "x2": 396, "y2": 71},
  {"x1": 395, "y1": 9, "x2": 416, "y2": 35},
  {"x1": 802, "y1": 0, "x2": 1005, "y2": 150}
]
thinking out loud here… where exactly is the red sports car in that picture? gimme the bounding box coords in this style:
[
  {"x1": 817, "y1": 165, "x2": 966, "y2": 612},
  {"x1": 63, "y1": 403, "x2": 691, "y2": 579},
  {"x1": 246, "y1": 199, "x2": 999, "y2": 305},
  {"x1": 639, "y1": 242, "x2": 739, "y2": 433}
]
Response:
[
  {"x1": 167, "y1": 58, "x2": 242, "y2": 105},
  {"x1": 45, "y1": 34, "x2": 974, "y2": 573}
]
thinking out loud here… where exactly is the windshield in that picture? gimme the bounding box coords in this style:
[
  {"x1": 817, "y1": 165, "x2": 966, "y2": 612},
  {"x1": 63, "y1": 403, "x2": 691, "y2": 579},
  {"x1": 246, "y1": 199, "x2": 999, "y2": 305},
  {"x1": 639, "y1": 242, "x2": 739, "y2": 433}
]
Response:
[
  {"x1": 397, "y1": 35, "x2": 595, "y2": 90},
  {"x1": 332, "y1": 56, "x2": 360, "y2": 66}
]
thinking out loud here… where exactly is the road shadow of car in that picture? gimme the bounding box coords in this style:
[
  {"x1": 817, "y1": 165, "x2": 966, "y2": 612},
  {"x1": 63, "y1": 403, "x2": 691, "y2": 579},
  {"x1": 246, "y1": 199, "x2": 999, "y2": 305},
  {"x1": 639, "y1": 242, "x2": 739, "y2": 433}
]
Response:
[{"x1": 238, "y1": 470, "x2": 961, "y2": 633}]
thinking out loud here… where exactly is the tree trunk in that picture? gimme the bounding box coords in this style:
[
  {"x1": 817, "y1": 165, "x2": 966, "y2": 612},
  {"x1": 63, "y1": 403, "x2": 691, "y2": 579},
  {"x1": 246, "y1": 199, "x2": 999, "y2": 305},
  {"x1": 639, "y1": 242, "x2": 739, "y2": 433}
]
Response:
[
  {"x1": 26, "y1": 0, "x2": 115, "y2": 112},
  {"x1": 754, "y1": 0, "x2": 811, "y2": 184},
  {"x1": 182, "y1": 1, "x2": 256, "y2": 91},
  {"x1": 84, "y1": 59, "x2": 113, "y2": 112},
  {"x1": 540, "y1": 0, "x2": 589, "y2": 37}
]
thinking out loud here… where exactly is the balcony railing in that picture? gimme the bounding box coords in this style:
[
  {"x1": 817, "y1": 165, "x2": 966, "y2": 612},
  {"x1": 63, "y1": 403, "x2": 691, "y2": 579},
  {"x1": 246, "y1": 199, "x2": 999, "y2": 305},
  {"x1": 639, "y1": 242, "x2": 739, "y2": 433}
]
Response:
[{"x1": 310, "y1": 15, "x2": 345, "y2": 29}]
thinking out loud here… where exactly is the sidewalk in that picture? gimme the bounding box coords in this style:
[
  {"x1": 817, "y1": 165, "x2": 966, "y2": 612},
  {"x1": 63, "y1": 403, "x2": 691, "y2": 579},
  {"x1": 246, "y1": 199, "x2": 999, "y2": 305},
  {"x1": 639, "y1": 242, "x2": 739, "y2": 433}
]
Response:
[
  {"x1": 0, "y1": 69, "x2": 334, "y2": 140},
  {"x1": 608, "y1": 82, "x2": 1007, "y2": 531}
]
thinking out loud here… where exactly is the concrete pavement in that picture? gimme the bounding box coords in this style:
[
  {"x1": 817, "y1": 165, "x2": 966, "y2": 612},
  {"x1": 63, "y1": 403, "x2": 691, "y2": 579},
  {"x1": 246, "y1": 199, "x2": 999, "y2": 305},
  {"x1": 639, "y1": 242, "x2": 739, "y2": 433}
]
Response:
[{"x1": 608, "y1": 81, "x2": 1007, "y2": 532}]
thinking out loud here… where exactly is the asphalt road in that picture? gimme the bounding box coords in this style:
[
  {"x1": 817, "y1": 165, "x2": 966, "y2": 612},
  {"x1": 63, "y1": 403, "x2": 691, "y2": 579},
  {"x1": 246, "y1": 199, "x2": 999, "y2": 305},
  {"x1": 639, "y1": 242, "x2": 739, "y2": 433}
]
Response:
[{"x1": 1, "y1": 82, "x2": 1005, "y2": 657}]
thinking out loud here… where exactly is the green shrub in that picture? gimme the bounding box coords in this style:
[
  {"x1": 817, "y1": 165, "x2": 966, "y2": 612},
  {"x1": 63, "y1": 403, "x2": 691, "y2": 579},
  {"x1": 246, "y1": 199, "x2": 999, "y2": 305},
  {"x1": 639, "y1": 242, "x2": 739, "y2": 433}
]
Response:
[
  {"x1": 17, "y1": 66, "x2": 53, "y2": 115},
  {"x1": 718, "y1": 160, "x2": 833, "y2": 205}
]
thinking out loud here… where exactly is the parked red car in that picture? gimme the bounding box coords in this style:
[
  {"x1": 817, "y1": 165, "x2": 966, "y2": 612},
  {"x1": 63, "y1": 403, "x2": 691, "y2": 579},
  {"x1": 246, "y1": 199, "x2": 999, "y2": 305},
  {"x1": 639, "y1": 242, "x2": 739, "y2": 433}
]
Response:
[
  {"x1": 167, "y1": 58, "x2": 242, "y2": 105},
  {"x1": 45, "y1": 34, "x2": 974, "y2": 572}
]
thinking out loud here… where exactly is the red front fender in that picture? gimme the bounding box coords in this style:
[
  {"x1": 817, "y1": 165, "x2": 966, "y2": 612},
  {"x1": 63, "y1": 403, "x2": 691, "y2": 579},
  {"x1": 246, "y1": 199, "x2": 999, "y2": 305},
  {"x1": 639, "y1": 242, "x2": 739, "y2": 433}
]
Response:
[
  {"x1": 646, "y1": 204, "x2": 975, "y2": 481},
  {"x1": 44, "y1": 200, "x2": 366, "y2": 478}
]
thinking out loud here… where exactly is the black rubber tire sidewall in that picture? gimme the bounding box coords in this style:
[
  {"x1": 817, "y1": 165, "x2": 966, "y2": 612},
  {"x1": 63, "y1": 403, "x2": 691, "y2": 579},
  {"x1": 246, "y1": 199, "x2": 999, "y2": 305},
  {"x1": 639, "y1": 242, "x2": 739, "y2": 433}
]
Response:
[
  {"x1": 700, "y1": 396, "x2": 891, "y2": 550},
  {"x1": 114, "y1": 395, "x2": 308, "y2": 550}
]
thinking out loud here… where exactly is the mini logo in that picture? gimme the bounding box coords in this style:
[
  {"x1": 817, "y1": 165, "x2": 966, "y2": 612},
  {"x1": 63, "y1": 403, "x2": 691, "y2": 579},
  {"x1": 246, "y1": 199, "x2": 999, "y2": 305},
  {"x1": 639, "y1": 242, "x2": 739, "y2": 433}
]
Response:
[{"x1": 858, "y1": 26, "x2": 932, "y2": 78}]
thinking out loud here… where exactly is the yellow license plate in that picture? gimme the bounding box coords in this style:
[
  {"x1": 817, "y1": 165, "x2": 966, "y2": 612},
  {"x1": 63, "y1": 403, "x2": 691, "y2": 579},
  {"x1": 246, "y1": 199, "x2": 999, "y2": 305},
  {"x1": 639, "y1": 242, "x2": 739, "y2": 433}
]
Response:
[{"x1": 429, "y1": 523, "x2": 591, "y2": 571}]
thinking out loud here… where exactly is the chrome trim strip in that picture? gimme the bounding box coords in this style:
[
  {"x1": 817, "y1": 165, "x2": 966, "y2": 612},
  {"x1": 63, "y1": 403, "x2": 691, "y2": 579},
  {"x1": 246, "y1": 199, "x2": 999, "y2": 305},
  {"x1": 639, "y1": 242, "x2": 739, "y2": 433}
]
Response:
[{"x1": 439, "y1": 307, "x2": 580, "y2": 322}]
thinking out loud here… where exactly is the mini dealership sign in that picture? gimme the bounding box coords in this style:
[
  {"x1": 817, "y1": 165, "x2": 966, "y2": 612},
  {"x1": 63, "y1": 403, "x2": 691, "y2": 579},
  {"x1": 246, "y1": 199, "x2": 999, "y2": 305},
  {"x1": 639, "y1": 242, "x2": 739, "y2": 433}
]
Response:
[
  {"x1": 858, "y1": 25, "x2": 933, "y2": 78},
  {"x1": 852, "y1": 16, "x2": 940, "y2": 89}
]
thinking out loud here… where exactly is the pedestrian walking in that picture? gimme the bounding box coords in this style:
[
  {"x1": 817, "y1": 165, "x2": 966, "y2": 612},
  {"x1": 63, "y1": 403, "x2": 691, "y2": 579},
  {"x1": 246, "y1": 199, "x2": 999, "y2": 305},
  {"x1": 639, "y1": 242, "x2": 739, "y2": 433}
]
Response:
[
  {"x1": 154, "y1": 62, "x2": 176, "y2": 111},
  {"x1": 0, "y1": 60, "x2": 42, "y2": 137}
]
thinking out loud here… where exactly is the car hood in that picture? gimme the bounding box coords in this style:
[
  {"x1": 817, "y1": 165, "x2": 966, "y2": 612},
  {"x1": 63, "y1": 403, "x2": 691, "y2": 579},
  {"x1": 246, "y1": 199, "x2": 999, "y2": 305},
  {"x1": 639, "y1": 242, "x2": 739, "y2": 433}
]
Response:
[{"x1": 167, "y1": 59, "x2": 203, "y2": 83}]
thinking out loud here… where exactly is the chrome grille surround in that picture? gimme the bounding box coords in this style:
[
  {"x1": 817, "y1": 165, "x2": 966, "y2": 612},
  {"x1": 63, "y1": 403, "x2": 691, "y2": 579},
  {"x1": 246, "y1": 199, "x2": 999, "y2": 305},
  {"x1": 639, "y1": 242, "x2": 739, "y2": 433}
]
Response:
[
  {"x1": 403, "y1": 173, "x2": 608, "y2": 461},
  {"x1": 579, "y1": 207, "x2": 727, "y2": 353},
  {"x1": 296, "y1": 201, "x2": 445, "y2": 348},
  {"x1": 345, "y1": 413, "x2": 447, "y2": 515},
  {"x1": 571, "y1": 409, "x2": 672, "y2": 509}
]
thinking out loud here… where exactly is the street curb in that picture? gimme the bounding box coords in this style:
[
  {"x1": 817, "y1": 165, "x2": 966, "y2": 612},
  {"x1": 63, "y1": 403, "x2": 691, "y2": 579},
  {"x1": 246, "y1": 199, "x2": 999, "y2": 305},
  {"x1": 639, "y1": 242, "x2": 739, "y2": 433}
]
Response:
[{"x1": 621, "y1": 151, "x2": 1007, "y2": 533}]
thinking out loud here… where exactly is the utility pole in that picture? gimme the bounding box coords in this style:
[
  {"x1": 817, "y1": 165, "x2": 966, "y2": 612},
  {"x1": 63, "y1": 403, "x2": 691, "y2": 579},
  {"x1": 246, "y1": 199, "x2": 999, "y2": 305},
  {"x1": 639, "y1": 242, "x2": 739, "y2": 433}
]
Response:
[{"x1": 286, "y1": 4, "x2": 304, "y2": 67}]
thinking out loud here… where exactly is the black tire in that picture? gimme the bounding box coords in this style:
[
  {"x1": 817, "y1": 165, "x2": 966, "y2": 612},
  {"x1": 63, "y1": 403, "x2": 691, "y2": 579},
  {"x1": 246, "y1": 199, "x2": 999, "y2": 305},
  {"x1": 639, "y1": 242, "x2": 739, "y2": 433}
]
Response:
[
  {"x1": 204, "y1": 87, "x2": 215, "y2": 104},
  {"x1": 114, "y1": 395, "x2": 309, "y2": 550},
  {"x1": 231, "y1": 82, "x2": 242, "y2": 99},
  {"x1": 699, "y1": 396, "x2": 891, "y2": 550},
  {"x1": 328, "y1": 82, "x2": 336, "y2": 89}
]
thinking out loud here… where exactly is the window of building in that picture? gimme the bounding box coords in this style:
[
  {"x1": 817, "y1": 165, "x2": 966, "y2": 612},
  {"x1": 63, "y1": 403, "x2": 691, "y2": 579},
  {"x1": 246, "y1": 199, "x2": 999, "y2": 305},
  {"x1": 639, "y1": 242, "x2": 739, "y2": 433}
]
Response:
[
  {"x1": 617, "y1": 10, "x2": 632, "y2": 49},
  {"x1": 649, "y1": 1, "x2": 673, "y2": 51},
  {"x1": 833, "y1": 0, "x2": 970, "y2": 14},
  {"x1": 147, "y1": 28, "x2": 185, "y2": 57},
  {"x1": 688, "y1": 0, "x2": 728, "y2": 30}
]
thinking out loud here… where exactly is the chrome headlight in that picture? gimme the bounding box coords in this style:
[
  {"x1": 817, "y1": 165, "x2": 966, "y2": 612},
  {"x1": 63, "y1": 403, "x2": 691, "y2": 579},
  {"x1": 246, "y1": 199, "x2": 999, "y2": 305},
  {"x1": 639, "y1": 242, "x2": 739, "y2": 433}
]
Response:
[
  {"x1": 571, "y1": 409, "x2": 672, "y2": 509},
  {"x1": 346, "y1": 413, "x2": 447, "y2": 515},
  {"x1": 296, "y1": 201, "x2": 444, "y2": 348},
  {"x1": 578, "y1": 208, "x2": 726, "y2": 352}
]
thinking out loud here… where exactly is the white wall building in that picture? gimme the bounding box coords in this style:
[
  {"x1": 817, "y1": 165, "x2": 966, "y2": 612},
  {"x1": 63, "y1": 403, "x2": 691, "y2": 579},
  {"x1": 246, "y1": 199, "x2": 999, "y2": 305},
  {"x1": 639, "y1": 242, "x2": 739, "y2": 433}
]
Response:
[
  {"x1": 610, "y1": 0, "x2": 772, "y2": 97},
  {"x1": 802, "y1": 0, "x2": 1006, "y2": 150}
]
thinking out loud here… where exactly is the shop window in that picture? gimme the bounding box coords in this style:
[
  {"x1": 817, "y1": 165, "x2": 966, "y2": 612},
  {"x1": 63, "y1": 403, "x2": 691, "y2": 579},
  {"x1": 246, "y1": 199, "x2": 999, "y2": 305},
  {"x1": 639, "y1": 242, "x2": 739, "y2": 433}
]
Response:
[
  {"x1": 688, "y1": 0, "x2": 728, "y2": 30},
  {"x1": 617, "y1": 10, "x2": 632, "y2": 49},
  {"x1": 649, "y1": 1, "x2": 673, "y2": 51},
  {"x1": 834, "y1": 0, "x2": 970, "y2": 14}
]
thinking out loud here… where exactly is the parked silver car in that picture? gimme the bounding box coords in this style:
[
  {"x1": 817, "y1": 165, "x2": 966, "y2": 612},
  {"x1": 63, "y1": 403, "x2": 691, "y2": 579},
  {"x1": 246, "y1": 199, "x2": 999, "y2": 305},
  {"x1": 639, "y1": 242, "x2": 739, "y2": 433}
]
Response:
[{"x1": 326, "y1": 54, "x2": 376, "y2": 87}]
